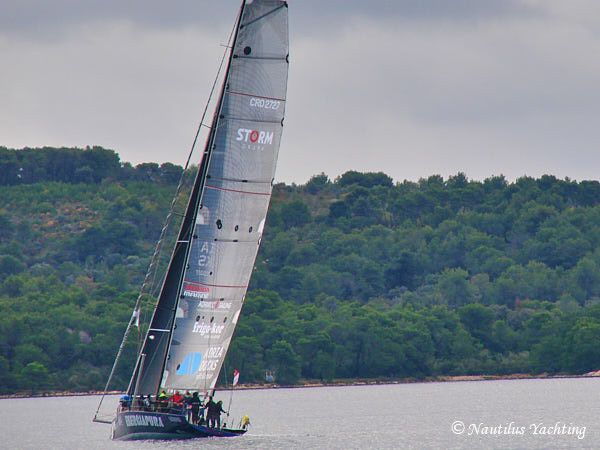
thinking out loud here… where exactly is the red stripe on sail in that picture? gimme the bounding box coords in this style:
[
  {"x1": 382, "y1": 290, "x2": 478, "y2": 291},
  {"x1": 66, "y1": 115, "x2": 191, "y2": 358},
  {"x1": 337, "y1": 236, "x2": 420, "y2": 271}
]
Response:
[
  {"x1": 228, "y1": 90, "x2": 286, "y2": 102},
  {"x1": 206, "y1": 184, "x2": 270, "y2": 196}
]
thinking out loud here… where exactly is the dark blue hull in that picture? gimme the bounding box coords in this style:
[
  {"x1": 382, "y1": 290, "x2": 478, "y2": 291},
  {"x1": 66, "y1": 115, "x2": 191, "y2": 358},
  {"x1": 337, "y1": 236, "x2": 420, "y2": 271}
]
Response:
[{"x1": 112, "y1": 411, "x2": 246, "y2": 440}]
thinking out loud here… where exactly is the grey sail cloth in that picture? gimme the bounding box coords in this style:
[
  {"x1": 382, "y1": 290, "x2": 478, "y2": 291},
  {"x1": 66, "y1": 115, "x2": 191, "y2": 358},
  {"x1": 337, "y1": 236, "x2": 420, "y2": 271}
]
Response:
[{"x1": 160, "y1": 0, "x2": 289, "y2": 391}]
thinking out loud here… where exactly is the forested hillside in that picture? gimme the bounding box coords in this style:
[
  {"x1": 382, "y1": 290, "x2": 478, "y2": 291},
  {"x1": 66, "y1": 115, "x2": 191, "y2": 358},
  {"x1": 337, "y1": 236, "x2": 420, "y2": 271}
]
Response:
[{"x1": 2, "y1": 146, "x2": 600, "y2": 394}]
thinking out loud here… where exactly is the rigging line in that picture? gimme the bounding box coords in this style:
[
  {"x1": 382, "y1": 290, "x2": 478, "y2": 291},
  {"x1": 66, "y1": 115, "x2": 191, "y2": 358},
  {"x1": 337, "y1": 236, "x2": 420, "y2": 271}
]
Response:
[
  {"x1": 93, "y1": 3, "x2": 240, "y2": 418},
  {"x1": 223, "y1": 359, "x2": 233, "y2": 424},
  {"x1": 207, "y1": 221, "x2": 223, "y2": 393},
  {"x1": 227, "y1": 365, "x2": 234, "y2": 423},
  {"x1": 183, "y1": 10, "x2": 239, "y2": 174},
  {"x1": 203, "y1": 320, "x2": 213, "y2": 393}
]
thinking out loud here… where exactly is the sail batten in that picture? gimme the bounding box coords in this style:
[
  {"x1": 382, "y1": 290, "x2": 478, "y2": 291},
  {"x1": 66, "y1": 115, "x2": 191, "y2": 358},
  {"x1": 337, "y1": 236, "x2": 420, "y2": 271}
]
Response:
[
  {"x1": 222, "y1": 117, "x2": 283, "y2": 124},
  {"x1": 228, "y1": 91, "x2": 286, "y2": 101},
  {"x1": 234, "y1": 55, "x2": 288, "y2": 61}
]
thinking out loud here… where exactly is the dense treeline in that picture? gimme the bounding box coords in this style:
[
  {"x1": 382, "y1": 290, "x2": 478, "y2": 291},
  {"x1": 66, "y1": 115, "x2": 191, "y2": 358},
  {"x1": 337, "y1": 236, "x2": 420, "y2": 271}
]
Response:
[
  {"x1": 255, "y1": 171, "x2": 600, "y2": 309},
  {"x1": 1, "y1": 147, "x2": 600, "y2": 393},
  {"x1": 0, "y1": 146, "x2": 183, "y2": 185}
]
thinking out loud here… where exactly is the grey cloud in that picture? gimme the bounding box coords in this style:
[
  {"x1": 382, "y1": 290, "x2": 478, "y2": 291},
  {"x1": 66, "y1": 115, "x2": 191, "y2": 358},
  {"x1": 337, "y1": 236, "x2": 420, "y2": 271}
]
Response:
[
  {"x1": 2, "y1": 0, "x2": 541, "y2": 39},
  {"x1": 2, "y1": 0, "x2": 599, "y2": 184},
  {"x1": 1, "y1": 0, "x2": 237, "y2": 37},
  {"x1": 294, "y1": 0, "x2": 539, "y2": 23}
]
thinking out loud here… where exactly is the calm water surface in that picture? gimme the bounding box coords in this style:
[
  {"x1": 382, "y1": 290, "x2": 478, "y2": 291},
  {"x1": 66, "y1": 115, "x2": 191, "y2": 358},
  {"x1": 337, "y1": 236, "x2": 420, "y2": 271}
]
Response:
[{"x1": 1, "y1": 378, "x2": 598, "y2": 449}]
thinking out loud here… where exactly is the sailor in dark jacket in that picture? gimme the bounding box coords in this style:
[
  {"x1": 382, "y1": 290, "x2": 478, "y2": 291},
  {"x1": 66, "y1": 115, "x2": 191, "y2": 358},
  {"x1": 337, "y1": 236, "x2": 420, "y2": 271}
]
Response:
[
  {"x1": 190, "y1": 392, "x2": 203, "y2": 424},
  {"x1": 205, "y1": 397, "x2": 228, "y2": 428},
  {"x1": 205, "y1": 397, "x2": 217, "y2": 427}
]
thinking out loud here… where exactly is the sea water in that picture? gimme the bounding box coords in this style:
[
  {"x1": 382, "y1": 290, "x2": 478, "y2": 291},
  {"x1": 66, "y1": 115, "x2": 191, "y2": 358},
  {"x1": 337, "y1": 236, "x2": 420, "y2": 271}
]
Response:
[{"x1": 1, "y1": 378, "x2": 598, "y2": 449}]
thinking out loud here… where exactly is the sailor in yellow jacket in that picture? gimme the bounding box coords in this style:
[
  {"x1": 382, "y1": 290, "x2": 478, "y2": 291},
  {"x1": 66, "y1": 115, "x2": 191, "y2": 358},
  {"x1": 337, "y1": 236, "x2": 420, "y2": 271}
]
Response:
[{"x1": 242, "y1": 415, "x2": 251, "y2": 429}]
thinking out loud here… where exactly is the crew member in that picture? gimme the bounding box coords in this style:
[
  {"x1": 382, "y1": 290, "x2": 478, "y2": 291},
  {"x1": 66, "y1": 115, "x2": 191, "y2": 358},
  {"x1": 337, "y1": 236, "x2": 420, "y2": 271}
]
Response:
[{"x1": 190, "y1": 392, "x2": 203, "y2": 424}]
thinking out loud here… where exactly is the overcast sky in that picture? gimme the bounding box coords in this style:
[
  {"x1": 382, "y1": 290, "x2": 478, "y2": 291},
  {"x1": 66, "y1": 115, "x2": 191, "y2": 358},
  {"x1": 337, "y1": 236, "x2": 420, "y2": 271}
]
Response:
[{"x1": 2, "y1": 0, "x2": 599, "y2": 184}]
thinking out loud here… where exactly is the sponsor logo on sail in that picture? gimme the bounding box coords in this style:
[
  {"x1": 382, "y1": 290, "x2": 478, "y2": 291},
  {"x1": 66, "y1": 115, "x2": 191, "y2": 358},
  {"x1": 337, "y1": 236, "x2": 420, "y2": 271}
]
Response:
[
  {"x1": 176, "y1": 352, "x2": 202, "y2": 375},
  {"x1": 206, "y1": 346, "x2": 224, "y2": 358},
  {"x1": 192, "y1": 322, "x2": 226, "y2": 336},
  {"x1": 198, "y1": 359, "x2": 219, "y2": 371},
  {"x1": 175, "y1": 348, "x2": 224, "y2": 378},
  {"x1": 124, "y1": 415, "x2": 165, "y2": 428},
  {"x1": 183, "y1": 283, "x2": 210, "y2": 299},
  {"x1": 249, "y1": 97, "x2": 281, "y2": 110},
  {"x1": 192, "y1": 347, "x2": 224, "y2": 380},
  {"x1": 236, "y1": 128, "x2": 274, "y2": 145},
  {"x1": 195, "y1": 240, "x2": 213, "y2": 267},
  {"x1": 197, "y1": 299, "x2": 232, "y2": 310}
]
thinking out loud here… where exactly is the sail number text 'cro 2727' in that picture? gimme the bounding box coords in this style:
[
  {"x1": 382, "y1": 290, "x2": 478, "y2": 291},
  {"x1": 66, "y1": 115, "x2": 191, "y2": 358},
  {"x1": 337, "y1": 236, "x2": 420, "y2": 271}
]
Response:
[{"x1": 250, "y1": 97, "x2": 280, "y2": 110}]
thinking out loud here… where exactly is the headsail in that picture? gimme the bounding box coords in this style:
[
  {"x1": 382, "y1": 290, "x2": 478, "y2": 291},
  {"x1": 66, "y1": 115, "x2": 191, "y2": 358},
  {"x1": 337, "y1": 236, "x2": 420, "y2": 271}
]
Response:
[{"x1": 128, "y1": 0, "x2": 289, "y2": 396}]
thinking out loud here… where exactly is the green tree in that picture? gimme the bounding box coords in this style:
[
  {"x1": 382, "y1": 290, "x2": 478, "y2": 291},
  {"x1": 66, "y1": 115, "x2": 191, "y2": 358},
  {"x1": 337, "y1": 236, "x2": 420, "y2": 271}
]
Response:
[
  {"x1": 490, "y1": 320, "x2": 517, "y2": 353},
  {"x1": 530, "y1": 335, "x2": 564, "y2": 374},
  {"x1": 225, "y1": 336, "x2": 264, "y2": 383},
  {"x1": 569, "y1": 257, "x2": 600, "y2": 303},
  {"x1": 279, "y1": 200, "x2": 311, "y2": 229},
  {"x1": 458, "y1": 304, "x2": 494, "y2": 348},
  {"x1": 305, "y1": 173, "x2": 331, "y2": 194},
  {"x1": 437, "y1": 268, "x2": 472, "y2": 307},
  {"x1": 0, "y1": 356, "x2": 16, "y2": 393},
  {"x1": 20, "y1": 362, "x2": 50, "y2": 393},
  {"x1": 338, "y1": 171, "x2": 393, "y2": 188},
  {"x1": 563, "y1": 318, "x2": 600, "y2": 373},
  {"x1": 266, "y1": 340, "x2": 301, "y2": 385},
  {"x1": 0, "y1": 254, "x2": 26, "y2": 278}
]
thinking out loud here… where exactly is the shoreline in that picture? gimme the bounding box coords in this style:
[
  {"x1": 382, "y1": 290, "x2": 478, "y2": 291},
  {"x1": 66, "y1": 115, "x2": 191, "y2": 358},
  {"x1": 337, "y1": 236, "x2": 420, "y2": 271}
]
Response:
[{"x1": 2, "y1": 372, "x2": 599, "y2": 400}]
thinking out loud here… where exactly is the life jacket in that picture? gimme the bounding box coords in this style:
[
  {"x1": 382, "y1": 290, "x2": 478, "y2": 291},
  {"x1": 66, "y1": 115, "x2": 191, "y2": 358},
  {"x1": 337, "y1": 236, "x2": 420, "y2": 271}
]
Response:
[{"x1": 170, "y1": 394, "x2": 184, "y2": 404}]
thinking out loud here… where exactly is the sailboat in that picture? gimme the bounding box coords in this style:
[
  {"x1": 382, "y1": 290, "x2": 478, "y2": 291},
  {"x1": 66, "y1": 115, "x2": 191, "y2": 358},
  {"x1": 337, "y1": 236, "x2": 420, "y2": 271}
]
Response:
[{"x1": 93, "y1": 0, "x2": 289, "y2": 440}]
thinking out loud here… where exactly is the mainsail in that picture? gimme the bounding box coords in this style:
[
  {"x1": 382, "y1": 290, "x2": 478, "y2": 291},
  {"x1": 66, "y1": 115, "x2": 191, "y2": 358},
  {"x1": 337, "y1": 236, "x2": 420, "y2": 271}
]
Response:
[{"x1": 127, "y1": 0, "x2": 289, "y2": 396}]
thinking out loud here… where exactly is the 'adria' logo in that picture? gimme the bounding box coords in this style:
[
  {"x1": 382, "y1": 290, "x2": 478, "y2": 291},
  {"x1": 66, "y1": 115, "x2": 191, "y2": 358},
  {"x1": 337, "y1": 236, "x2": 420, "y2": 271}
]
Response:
[{"x1": 236, "y1": 128, "x2": 274, "y2": 145}]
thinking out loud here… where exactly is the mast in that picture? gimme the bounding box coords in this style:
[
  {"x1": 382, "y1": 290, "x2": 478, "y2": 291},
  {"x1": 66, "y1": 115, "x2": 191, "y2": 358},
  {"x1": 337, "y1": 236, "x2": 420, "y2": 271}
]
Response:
[{"x1": 127, "y1": 1, "x2": 247, "y2": 397}]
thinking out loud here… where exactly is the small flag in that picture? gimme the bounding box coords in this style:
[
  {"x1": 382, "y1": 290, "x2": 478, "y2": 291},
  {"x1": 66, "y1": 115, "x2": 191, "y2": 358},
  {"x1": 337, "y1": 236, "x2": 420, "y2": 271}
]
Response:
[
  {"x1": 232, "y1": 369, "x2": 240, "y2": 386},
  {"x1": 131, "y1": 308, "x2": 140, "y2": 327}
]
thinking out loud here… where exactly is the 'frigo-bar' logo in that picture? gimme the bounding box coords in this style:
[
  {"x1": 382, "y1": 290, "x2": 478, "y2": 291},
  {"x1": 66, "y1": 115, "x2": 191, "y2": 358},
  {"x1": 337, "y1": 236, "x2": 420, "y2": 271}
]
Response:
[
  {"x1": 124, "y1": 414, "x2": 165, "y2": 428},
  {"x1": 192, "y1": 322, "x2": 225, "y2": 336},
  {"x1": 236, "y1": 128, "x2": 274, "y2": 146}
]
